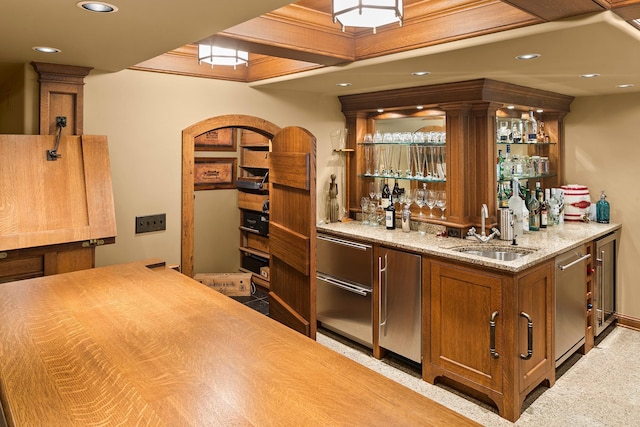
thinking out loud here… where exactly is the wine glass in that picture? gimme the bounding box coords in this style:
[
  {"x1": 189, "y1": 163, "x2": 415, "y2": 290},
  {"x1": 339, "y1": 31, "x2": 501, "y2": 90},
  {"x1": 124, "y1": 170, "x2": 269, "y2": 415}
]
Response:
[
  {"x1": 369, "y1": 181, "x2": 376, "y2": 200},
  {"x1": 426, "y1": 189, "x2": 437, "y2": 218},
  {"x1": 415, "y1": 188, "x2": 426, "y2": 218},
  {"x1": 436, "y1": 191, "x2": 447, "y2": 220},
  {"x1": 360, "y1": 197, "x2": 370, "y2": 225}
]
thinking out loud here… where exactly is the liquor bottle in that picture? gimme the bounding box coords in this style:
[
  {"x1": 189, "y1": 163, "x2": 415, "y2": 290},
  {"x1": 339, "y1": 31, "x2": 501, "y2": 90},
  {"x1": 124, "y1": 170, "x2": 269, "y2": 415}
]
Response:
[
  {"x1": 508, "y1": 179, "x2": 524, "y2": 238},
  {"x1": 381, "y1": 180, "x2": 391, "y2": 208},
  {"x1": 498, "y1": 183, "x2": 509, "y2": 208},
  {"x1": 528, "y1": 109, "x2": 538, "y2": 143},
  {"x1": 544, "y1": 188, "x2": 553, "y2": 227},
  {"x1": 548, "y1": 188, "x2": 560, "y2": 225},
  {"x1": 497, "y1": 149, "x2": 504, "y2": 181},
  {"x1": 385, "y1": 194, "x2": 396, "y2": 230},
  {"x1": 536, "y1": 182, "x2": 547, "y2": 229},
  {"x1": 596, "y1": 190, "x2": 610, "y2": 224},
  {"x1": 526, "y1": 183, "x2": 540, "y2": 231},
  {"x1": 503, "y1": 145, "x2": 513, "y2": 179}
]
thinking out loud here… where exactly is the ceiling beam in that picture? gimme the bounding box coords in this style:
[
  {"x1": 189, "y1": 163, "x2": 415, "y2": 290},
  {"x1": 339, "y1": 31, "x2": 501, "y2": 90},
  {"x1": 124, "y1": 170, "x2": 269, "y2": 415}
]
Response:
[{"x1": 500, "y1": 0, "x2": 605, "y2": 21}]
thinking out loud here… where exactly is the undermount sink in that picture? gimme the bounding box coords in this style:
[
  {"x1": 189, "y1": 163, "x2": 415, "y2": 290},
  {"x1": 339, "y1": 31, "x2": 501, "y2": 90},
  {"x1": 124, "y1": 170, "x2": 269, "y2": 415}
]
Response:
[{"x1": 453, "y1": 246, "x2": 535, "y2": 261}]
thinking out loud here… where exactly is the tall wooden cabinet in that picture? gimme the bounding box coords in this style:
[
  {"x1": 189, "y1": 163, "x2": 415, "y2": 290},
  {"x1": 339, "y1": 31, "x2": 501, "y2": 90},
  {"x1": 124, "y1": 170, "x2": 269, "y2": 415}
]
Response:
[
  {"x1": 237, "y1": 129, "x2": 271, "y2": 289},
  {"x1": 338, "y1": 79, "x2": 574, "y2": 235}
]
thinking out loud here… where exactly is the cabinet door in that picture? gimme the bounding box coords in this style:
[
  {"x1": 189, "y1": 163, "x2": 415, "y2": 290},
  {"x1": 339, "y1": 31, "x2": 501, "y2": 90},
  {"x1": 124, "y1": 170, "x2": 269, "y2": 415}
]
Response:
[
  {"x1": 430, "y1": 260, "x2": 503, "y2": 392},
  {"x1": 378, "y1": 247, "x2": 421, "y2": 363},
  {"x1": 516, "y1": 260, "x2": 554, "y2": 394}
]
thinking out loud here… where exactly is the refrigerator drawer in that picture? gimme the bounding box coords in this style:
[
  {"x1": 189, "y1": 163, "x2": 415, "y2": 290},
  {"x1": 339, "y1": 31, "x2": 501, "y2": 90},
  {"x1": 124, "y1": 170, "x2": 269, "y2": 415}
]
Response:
[
  {"x1": 316, "y1": 274, "x2": 372, "y2": 348},
  {"x1": 317, "y1": 234, "x2": 373, "y2": 286}
]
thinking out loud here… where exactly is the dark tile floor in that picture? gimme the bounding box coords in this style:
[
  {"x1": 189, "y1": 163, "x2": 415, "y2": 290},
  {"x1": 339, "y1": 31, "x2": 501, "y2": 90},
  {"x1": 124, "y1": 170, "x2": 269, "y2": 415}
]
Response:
[{"x1": 230, "y1": 286, "x2": 269, "y2": 315}]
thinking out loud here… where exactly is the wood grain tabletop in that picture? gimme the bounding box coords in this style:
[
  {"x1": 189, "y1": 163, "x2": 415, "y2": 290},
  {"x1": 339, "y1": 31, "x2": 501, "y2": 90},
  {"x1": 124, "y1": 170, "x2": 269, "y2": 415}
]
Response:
[{"x1": 0, "y1": 261, "x2": 479, "y2": 426}]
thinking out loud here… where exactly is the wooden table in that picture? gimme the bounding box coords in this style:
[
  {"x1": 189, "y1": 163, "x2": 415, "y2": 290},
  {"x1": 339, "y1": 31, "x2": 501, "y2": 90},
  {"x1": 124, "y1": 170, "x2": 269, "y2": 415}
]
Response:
[{"x1": 0, "y1": 261, "x2": 479, "y2": 426}]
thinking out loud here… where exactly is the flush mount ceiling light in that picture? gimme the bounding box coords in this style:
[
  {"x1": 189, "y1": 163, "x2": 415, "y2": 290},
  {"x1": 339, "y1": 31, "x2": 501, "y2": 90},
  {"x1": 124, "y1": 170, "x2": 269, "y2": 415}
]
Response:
[
  {"x1": 32, "y1": 46, "x2": 61, "y2": 54},
  {"x1": 198, "y1": 44, "x2": 249, "y2": 68},
  {"x1": 332, "y1": 0, "x2": 403, "y2": 34},
  {"x1": 516, "y1": 53, "x2": 541, "y2": 60},
  {"x1": 77, "y1": 1, "x2": 118, "y2": 13}
]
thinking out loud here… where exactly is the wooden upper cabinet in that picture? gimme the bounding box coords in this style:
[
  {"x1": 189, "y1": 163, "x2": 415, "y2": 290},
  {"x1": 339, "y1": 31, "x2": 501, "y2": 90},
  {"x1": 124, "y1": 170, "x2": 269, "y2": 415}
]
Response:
[
  {"x1": 339, "y1": 79, "x2": 574, "y2": 235},
  {"x1": 0, "y1": 135, "x2": 116, "y2": 253}
]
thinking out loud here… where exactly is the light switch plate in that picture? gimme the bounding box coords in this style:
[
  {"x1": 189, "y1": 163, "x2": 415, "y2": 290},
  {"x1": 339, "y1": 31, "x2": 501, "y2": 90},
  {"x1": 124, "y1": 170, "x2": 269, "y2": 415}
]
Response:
[{"x1": 135, "y1": 214, "x2": 166, "y2": 234}]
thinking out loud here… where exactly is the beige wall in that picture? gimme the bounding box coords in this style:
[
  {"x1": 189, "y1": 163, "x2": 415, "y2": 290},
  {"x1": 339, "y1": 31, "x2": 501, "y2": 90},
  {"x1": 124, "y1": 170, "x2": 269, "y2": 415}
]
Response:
[
  {"x1": 565, "y1": 92, "x2": 639, "y2": 320},
  {"x1": 79, "y1": 69, "x2": 640, "y2": 320},
  {"x1": 83, "y1": 69, "x2": 346, "y2": 274}
]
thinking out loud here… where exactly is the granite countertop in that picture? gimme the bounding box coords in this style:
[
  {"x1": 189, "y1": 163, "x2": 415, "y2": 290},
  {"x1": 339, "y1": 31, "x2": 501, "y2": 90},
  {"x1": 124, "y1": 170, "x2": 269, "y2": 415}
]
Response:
[{"x1": 316, "y1": 220, "x2": 621, "y2": 273}]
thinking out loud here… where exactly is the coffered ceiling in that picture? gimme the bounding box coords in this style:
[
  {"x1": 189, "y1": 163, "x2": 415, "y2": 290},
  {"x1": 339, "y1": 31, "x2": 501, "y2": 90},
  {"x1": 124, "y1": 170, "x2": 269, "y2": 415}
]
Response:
[{"x1": 2, "y1": 0, "x2": 640, "y2": 98}]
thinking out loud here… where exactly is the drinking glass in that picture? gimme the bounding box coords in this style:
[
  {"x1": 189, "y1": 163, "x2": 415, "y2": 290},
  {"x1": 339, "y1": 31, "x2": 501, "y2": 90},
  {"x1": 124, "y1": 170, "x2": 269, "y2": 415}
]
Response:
[
  {"x1": 436, "y1": 191, "x2": 447, "y2": 220},
  {"x1": 426, "y1": 189, "x2": 437, "y2": 218},
  {"x1": 364, "y1": 144, "x2": 373, "y2": 176},
  {"x1": 360, "y1": 197, "x2": 370, "y2": 225},
  {"x1": 415, "y1": 188, "x2": 426, "y2": 218},
  {"x1": 368, "y1": 181, "x2": 376, "y2": 200}
]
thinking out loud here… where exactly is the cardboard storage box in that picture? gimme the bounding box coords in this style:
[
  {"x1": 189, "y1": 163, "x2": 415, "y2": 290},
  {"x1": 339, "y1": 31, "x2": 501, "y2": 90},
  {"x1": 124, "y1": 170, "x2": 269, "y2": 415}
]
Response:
[{"x1": 194, "y1": 272, "x2": 252, "y2": 297}]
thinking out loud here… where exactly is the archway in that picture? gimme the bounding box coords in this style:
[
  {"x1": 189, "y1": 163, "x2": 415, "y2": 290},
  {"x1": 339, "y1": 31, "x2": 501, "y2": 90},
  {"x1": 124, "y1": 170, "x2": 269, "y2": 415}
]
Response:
[{"x1": 181, "y1": 114, "x2": 281, "y2": 277}]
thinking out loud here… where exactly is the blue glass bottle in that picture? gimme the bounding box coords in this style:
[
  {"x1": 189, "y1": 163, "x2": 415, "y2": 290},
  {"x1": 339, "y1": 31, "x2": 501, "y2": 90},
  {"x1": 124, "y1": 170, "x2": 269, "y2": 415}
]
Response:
[{"x1": 596, "y1": 190, "x2": 610, "y2": 224}]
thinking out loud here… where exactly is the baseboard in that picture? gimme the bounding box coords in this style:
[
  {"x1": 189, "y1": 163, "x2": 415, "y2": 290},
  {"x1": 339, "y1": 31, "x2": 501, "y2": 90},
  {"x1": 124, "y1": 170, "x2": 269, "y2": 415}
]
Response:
[{"x1": 617, "y1": 314, "x2": 640, "y2": 331}]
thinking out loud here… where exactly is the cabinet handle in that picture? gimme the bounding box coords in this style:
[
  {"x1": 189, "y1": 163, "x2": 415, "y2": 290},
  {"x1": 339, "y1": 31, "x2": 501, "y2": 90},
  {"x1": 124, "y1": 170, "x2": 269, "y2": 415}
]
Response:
[
  {"x1": 598, "y1": 250, "x2": 605, "y2": 326},
  {"x1": 558, "y1": 253, "x2": 591, "y2": 270},
  {"x1": 378, "y1": 254, "x2": 388, "y2": 330},
  {"x1": 490, "y1": 311, "x2": 499, "y2": 359},
  {"x1": 519, "y1": 311, "x2": 533, "y2": 360}
]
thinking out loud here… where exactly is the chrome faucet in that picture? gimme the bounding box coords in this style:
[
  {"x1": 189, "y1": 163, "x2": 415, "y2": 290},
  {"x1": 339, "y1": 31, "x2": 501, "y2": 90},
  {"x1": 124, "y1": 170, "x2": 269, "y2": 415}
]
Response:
[{"x1": 467, "y1": 203, "x2": 501, "y2": 243}]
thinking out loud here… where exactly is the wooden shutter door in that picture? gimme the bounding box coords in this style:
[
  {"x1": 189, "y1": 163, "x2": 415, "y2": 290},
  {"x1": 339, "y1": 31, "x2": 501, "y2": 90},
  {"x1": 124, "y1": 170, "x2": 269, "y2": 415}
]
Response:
[{"x1": 268, "y1": 126, "x2": 316, "y2": 338}]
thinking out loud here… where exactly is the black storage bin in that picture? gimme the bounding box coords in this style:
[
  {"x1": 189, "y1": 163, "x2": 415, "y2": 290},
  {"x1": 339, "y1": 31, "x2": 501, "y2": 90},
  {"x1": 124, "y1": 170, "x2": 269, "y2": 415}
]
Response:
[
  {"x1": 243, "y1": 211, "x2": 269, "y2": 235},
  {"x1": 242, "y1": 252, "x2": 269, "y2": 274}
]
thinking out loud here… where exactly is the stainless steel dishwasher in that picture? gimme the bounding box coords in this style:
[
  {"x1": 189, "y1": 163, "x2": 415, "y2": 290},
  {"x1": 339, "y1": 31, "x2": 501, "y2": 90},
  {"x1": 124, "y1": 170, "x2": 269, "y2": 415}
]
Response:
[
  {"x1": 378, "y1": 247, "x2": 421, "y2": 363},
  {"x1": 317, "y1": 234, "x2": 373, "y2": 348},
  {"x1": 555, "y1": 248, "x2": 591, "y2": 366}
]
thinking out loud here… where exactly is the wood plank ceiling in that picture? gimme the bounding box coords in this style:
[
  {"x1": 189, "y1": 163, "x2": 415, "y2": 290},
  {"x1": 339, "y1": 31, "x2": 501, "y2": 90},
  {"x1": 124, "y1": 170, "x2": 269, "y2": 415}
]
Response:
[{"x1": 131, "y1": 0, "x2": 640, "y2": 82}]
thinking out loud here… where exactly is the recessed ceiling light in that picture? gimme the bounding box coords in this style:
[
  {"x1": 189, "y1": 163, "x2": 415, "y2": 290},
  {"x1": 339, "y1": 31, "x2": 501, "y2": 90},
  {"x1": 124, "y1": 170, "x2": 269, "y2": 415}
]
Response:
[
  {"x1": 416, "y1": 105, "x2": 424, "y2": 110},
  {"x1": 411, "y1": 71, "x2": 430, "y2": 76},
  {"x1": 32, "y1": 46, "x2": 61, "y2": 54},
  {"x1": 617, "y1": 83, "x2": 634, "y2": 88},
  {"x1": 377, "y1": 109, "x2": 384, "y2": 113},
  {"x1": 336, "y1": 82, "x2": 352, "y2": 87},
  {"x1": 536, "y1": 109, "x2": 544, "y2": 113},
  {"x1": 77, "y1": 1, "x2": 118, "y2": 13},
  {"x1": 516, "y1": 53, "x2": 541, "y2": 60},
  {"x1": 580, "y1": 73, "x2": 600, "y2": 78},
  {"x1": 506, "y1": 105, "x2": 515, "y2": 109}
]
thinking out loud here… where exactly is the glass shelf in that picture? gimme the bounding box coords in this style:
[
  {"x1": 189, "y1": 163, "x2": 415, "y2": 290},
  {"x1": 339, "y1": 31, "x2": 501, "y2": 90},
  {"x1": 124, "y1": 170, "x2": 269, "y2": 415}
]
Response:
[
  {"x1": 496, "y1": 141, "x2": 556, "y2": 145},
  {"x1": 358, "y1": 142, "x2": 445, "y2": 146},
  {"x1": 359, "y1": 173, "x2": 446, "y2": 183},
  {"x1": 498, "y1": 173, "x2": 556, "y2": 183}
]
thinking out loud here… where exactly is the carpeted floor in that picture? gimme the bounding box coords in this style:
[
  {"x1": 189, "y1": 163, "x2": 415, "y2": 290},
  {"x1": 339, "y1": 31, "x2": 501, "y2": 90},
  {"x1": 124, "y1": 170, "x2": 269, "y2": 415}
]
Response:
[{"x1": 317, "y1": 325, "x2": 640, "y2": 426}]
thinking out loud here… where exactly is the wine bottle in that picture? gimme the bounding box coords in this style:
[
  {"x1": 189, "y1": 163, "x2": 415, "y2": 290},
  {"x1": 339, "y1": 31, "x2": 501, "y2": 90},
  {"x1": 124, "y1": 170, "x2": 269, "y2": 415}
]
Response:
[
  {"x1": 385, "y1": 194, "x2": 396, "y2": 230},
  {"x1": 536, "y1": 182, "x2": 547, "y2": 229},
  {"x1": 381, "y1": 180, "x2": 390, "y2": 208},
  {"x1": 526, "y1": 183, "x2": 540, "y2": 231},
  {"x1": 392, "y1": 179, "x2": 401, "y2": 207}
]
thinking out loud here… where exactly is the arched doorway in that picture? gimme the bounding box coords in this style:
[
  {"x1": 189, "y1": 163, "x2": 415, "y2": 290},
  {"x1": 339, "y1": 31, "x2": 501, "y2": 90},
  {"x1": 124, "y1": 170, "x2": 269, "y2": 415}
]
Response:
[{"x1": 181, "y1": 114, "x2": 281, "y2": 277}]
